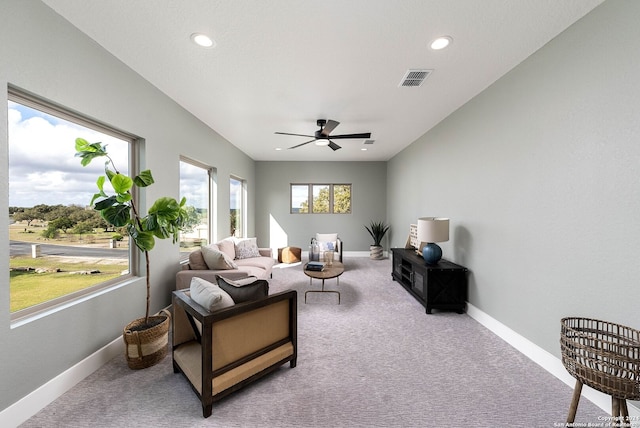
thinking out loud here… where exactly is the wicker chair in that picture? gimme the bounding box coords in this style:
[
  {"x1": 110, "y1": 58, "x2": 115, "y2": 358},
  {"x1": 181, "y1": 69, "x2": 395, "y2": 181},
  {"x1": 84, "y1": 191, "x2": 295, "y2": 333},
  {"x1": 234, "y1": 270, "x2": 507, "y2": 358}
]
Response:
[{"x1": 560, "y1": 317, "x2": 640, "y2": 426}]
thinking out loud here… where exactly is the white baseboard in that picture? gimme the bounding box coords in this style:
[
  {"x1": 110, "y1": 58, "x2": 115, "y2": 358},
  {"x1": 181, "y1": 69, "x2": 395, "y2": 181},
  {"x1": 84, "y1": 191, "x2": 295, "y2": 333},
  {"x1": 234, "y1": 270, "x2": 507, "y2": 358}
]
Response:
[
  {"x1": 0, "y1": 336, "x2": 123, "y2": 428},
  {"x1": 466, "y1": 302, "x2": 640, "y2": 419}
]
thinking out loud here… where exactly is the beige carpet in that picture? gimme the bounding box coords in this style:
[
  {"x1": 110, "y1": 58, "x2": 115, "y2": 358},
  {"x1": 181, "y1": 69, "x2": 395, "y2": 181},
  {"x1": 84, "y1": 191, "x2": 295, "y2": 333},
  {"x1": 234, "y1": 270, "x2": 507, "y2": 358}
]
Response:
[{"x1": 21, "y1": 257, "x2": 606, "y2": 427}]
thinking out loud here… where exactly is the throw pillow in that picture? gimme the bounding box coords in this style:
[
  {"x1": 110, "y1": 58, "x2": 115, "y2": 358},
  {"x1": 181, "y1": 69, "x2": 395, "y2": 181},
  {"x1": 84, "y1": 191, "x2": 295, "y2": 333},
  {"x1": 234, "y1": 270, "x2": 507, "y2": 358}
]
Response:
[
  {"x1": 216, "y1": 238, "x2": 237, "y2": 260},
  {"x1": 190, "y1": 277, "x2": 235, "y2": 311},
  {"x1": 216, "y1": 275, "x2": 269, "y2": 303},
  {"x1": 234, "y1": 237, "x2": 261, "y2": 259},
  {"x1": 201, "y1": 245, "x2": 238, "y2": 270},
  {"x1": 317, "y1": 240, "x2": 336, "y2": 252},
  {"x1": 217, "y1": 275, "x2": 259, "y2": 287},
  {"x1": 188, "y1": 249, "x2": 209, "y2": 270}
]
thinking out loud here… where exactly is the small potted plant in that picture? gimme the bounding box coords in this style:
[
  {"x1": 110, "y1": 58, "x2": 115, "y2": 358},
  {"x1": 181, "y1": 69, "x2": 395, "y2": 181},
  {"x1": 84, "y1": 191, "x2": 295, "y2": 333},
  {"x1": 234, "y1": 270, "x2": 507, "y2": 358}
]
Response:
[
  {"x1": 365, "y1": 221, "x2": 390, "y2": 260},
  {"x1": 76, "y1": 138, "x2": 187, "y2": 369}
]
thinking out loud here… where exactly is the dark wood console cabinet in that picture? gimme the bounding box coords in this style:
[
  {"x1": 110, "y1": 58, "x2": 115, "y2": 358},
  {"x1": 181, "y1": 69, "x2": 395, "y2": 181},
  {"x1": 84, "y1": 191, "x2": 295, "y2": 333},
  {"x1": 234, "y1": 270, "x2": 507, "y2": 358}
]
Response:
[{"x1": 391, "y1": 248, "x2": 468, "y2": 314}]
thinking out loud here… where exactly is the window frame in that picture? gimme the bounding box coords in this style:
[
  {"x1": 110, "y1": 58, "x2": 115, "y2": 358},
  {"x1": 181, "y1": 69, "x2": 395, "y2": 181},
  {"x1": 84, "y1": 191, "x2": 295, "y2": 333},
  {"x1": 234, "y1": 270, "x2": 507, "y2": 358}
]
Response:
[
  {"x1": 230, "y1": 175, "x2": 246, "y2": 238},
  {"x1": 179, "y1": 157, "x2": 214, "y2": 261},
  {"x1": 8, "y1": 86, "x2": 139, "y2": 322},
  {"x1": 290, "y1": 183, "x2": 352, "y2": 214}
]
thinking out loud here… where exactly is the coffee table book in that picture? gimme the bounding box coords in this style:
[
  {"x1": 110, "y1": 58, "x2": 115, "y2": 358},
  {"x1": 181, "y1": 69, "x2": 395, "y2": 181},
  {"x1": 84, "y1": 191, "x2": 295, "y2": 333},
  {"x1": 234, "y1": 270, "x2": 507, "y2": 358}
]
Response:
[{"x1": 306, "y1": 262, "x2": 325, "y2": 272}]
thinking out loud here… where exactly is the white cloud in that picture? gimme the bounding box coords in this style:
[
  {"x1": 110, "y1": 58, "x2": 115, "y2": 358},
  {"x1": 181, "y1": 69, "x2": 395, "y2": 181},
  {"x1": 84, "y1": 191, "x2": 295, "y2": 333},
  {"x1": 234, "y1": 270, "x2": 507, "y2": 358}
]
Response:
[{"x1": 8, "y1": 102, "x2": 129, "y2": 208}]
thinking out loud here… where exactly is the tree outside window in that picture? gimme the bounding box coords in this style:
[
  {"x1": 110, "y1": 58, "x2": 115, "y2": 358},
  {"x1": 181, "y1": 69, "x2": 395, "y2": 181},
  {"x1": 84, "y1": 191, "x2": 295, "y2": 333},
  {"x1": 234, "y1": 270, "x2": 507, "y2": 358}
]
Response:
[
  {"x1": 290, "y1": 184, "x2": 351, "y2": 214},
  {"x1": 312, "y1": 185, "x2": 330, "y2": 213}
]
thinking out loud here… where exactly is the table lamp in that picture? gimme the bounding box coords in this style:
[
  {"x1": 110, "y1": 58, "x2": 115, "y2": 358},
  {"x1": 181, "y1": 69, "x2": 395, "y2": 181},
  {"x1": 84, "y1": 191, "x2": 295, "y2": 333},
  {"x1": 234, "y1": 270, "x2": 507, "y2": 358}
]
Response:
[{"x1": 417, "y1": 217, "x2": 449, "y2": 264}]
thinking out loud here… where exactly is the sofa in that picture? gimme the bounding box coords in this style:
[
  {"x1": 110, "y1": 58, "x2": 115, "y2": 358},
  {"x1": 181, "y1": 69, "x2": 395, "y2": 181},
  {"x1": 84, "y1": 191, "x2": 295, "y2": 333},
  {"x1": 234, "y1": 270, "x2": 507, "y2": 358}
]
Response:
[
  {"x1": 172, "y1": 284, "x2": 297, "y2": 417},
  {"x1": 177, "y1": 237, "x2": 276, "y2": 290}
]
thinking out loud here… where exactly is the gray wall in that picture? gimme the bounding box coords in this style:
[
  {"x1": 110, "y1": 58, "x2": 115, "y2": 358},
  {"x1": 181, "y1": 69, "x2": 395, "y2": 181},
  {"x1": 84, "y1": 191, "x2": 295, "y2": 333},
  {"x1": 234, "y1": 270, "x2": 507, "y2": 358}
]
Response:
[
  {"x1": 255, "y1": 161, "x2": 387, "y2": 254},
  {"x1": 0, "y1": 0, "x2": 254, "y2": 411},
  {"x1": 388, "y1": 0, "x2": 639, "y2": 356}
]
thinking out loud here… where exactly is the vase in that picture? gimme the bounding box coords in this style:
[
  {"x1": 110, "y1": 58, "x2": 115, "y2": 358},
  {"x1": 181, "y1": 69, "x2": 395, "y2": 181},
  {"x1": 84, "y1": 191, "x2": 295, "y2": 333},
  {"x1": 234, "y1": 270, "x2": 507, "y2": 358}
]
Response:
[{"x1": 369, "y1": 245, "x2": 383, "y2": 260}]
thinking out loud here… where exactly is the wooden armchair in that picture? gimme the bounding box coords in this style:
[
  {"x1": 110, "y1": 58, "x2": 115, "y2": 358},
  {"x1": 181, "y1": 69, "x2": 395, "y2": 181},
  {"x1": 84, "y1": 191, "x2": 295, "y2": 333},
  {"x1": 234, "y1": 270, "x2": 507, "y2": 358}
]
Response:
[{"x1": 172, "y1": 289, "x2": 297, "y2": 417}]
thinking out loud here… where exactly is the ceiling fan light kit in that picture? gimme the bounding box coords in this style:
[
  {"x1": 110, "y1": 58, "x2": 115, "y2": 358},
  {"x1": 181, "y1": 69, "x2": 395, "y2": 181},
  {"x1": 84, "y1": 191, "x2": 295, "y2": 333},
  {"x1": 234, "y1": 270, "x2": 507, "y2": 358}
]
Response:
[{"x1": 275, "y1": 119, "x2": 372, "y2": 152}]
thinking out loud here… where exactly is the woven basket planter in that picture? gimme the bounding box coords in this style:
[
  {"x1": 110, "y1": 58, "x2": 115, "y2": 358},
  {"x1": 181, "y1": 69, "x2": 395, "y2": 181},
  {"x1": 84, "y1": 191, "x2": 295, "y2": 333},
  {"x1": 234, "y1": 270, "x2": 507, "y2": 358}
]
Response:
[
  {"x1": 560, "y1": 317, "x2": 640, "y2": 400},
  {"x1": 123, "y1": 312, "x2": 170, "y2": 370}
]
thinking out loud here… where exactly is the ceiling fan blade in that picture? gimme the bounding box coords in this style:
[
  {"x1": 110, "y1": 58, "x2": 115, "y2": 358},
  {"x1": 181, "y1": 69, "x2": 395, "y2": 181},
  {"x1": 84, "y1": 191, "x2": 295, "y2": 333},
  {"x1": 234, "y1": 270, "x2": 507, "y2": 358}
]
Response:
[
  {"x1": 328, "y1": 140, "x2": 341, "y2": 151},
  {"x1": 275, "y1": 132, "x2": 315, "y2": 138},
  {"x1": 328, "y1": 132, "x2": 371, "y2": 140},
  {"x1": 321, "y1": 120, "x2": 340, "y2": 136},
  {"x1": 288, "y1": 138, "x2": 317, "y2": 149}
]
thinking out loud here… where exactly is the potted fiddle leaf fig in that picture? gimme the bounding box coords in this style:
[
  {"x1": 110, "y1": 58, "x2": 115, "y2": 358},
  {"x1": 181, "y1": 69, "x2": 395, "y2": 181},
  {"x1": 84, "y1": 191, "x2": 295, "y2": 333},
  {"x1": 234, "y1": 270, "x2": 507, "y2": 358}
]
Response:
[
  {"x1": 75, "y1": 138, "x2": 187, "y2": 369},
  {"x1": 365, "y1": 221, "x2": 389, "y2": 260}
]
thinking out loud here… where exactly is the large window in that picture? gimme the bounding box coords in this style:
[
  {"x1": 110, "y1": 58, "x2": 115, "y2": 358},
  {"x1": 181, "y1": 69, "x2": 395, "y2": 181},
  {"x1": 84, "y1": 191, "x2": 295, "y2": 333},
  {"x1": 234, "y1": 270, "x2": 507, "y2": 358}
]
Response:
[
  {"x1": 290, "y1": 183, "x2": 352, "y2": 214},
  {"x1": 8, "y1": 88, "x2": 134, "y2": 318},
  {"x1": 230, "y1": 176, "x2": 245, "y2": 237},
  {"x1": 179, "y1": 158, "x2": 213, "y2": 259}
]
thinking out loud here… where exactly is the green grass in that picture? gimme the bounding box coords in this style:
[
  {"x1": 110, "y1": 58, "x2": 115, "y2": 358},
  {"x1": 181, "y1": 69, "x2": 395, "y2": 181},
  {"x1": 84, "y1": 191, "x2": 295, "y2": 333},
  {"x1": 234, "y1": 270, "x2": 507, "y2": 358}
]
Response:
[
  {"x1": 8, "y1": 221, "x2": 198, "y2": 313},
  {"x1": 9, "y1": 256, "x2": 126, "y2": 313}
]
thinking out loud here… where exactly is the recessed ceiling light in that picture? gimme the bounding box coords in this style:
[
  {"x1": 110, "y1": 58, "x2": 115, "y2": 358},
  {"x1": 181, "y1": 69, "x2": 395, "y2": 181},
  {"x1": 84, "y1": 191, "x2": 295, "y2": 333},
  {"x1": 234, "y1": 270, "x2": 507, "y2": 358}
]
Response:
[
  {"x1": 430, "y1": 36, "x2": 452, "y2": 50},
  {"x1": 275, "y1": 148, "x2": 282, "y2": 151},
  {"x1": 191, "y1": 33, "x2": 215, "y2": 48},
  {"x1": 361, "y1": 148, "x2": 368, "y2": 151}
]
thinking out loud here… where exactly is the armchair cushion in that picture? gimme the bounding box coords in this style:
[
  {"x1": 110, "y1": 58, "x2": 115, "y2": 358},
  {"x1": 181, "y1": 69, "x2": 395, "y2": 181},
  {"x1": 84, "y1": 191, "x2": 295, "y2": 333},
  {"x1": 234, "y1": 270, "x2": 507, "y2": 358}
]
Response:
[
  {"x1": 316, "y1": 233, "x2": 338, "y2": 244},
  {"x1": 190, "y1": 277, "x2": 235, "y2": 312}
]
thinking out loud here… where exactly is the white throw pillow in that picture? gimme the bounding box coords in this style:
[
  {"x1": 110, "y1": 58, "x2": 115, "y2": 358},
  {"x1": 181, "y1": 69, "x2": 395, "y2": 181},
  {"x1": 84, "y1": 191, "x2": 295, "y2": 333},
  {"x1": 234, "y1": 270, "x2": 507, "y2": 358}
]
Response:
[
  {"x1": 217, "y1": 275, "x2": 259, "y2": 287},
  {"x1": 201, "y1": 245, "x2": 237, "y2": 270},
  {"x1": 189, "y1": 277, "x2": 235, "y2": 311},
  {"x1": 235, "y1": 237, "x2": 261, "y2": 259}
]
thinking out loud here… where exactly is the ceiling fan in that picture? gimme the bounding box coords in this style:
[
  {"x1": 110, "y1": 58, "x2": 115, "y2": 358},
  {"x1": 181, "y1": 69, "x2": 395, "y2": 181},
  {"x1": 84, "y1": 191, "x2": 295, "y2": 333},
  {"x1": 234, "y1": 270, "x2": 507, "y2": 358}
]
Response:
[{"x1": 275, "y1": 119, "x2": 371, "y2": 151}]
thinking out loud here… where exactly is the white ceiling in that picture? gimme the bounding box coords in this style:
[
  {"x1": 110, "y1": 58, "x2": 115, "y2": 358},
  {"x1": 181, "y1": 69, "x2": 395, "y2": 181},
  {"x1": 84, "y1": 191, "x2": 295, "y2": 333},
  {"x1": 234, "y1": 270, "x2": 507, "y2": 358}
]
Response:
[{"x1": 42, "y1": 0, "x2": 603, "y2": 162}]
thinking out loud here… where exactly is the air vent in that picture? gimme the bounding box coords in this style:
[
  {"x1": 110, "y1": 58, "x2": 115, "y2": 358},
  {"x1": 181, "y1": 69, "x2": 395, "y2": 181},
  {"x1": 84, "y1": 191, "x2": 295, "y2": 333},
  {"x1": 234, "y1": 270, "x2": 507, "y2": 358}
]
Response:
[
  {"x1": 364, "y1": 139, "x2": 375, "y2": 145},
  {"x1": 398, "y1": 69, "x2": 432, "y2": 87}
]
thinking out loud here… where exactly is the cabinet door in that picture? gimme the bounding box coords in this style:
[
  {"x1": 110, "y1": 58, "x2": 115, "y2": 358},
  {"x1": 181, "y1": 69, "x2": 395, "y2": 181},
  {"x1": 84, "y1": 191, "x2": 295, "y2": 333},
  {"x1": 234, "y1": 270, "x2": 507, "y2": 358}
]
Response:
[
  {"x1": 426, "y1": 270, "x2": 466, "y2": 304},
  {"x1": 392, "y1": 253, "x2": 403, "y2": 278},
  {"x1": 412, "y1": 266, "x2": 425, "y2": 296}
]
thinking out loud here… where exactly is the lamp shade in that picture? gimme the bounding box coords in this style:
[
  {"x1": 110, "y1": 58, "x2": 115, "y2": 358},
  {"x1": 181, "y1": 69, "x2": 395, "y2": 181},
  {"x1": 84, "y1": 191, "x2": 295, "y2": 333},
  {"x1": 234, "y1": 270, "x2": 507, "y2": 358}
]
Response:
[{"x1": 417, "y1": 217, "x2": 449, "y2": 243}]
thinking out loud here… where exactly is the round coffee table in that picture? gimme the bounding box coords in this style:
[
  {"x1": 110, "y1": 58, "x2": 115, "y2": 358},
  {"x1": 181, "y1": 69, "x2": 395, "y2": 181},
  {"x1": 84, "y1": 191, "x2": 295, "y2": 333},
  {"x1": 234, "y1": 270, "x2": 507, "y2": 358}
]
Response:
[{"x1": 303, "y1": 261, "x2": 344, "y2": 304}]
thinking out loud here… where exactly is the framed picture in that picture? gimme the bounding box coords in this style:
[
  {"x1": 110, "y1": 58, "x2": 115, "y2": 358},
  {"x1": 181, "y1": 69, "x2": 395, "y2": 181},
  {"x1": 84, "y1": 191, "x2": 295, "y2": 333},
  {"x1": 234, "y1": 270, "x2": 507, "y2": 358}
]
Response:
[{"x1": 405, "y1": 224, "x2": 419, "y2": 249}]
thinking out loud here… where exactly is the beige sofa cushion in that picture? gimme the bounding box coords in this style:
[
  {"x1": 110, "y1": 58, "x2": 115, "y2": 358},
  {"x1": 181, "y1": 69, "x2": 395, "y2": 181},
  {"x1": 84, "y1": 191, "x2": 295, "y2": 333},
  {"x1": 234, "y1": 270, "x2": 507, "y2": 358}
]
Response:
[
  {"x1": 202, "y1": 245, "x2": 237, "y2": 270},
  {"x1": 188, "y1": 249, "x2": 209, "y2": 271},
  {"x1": 235, "y1": 256, "x2": 276, "y2": 271},
  {"x1": 216, "y1": 238, "x2": 236, "y2": 260}
]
